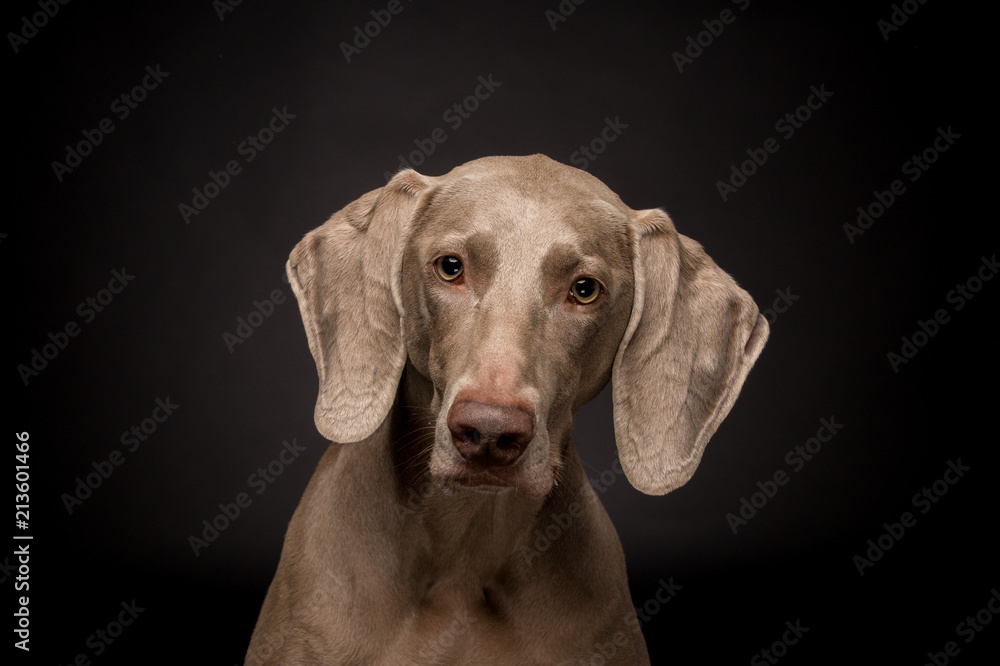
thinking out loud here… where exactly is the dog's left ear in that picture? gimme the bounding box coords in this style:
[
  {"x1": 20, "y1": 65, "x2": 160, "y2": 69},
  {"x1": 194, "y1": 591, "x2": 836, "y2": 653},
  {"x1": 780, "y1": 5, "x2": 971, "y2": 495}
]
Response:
[
  {"x1": 286, "y1": 170, "x2": 434, "y2": 443},
  {"x1": 612, "y1": 209, "x2": 768, "y2": 495}
]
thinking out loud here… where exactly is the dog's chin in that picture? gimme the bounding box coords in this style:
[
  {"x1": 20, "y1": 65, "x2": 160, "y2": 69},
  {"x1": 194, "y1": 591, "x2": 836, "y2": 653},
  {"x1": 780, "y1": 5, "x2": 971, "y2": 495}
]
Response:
[{"x1": 433, "y1": 464, "x2": 552, "y2": 499}]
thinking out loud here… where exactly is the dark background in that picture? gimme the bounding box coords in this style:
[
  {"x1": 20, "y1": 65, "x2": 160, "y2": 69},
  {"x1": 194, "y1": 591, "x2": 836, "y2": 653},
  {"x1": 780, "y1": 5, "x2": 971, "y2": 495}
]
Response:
[{"x1": 8, "y1": 0, "x2": 995, "y2": 664}]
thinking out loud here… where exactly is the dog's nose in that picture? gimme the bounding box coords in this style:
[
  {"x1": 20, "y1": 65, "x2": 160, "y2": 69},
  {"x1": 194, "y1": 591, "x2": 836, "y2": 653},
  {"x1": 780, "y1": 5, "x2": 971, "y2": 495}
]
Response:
[{"x1": 447, "y1": 401, "x2": 535, "y2": 467}]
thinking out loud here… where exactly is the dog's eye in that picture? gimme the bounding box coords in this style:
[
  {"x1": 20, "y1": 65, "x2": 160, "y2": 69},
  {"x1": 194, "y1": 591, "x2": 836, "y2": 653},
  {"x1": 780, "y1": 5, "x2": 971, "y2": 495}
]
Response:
[
  {"x1": 570, "y1": 277, "x2": 601, "y2": 304},
  {"x1": 434, "y1": 256, "x2": 464, "y2": 282}
]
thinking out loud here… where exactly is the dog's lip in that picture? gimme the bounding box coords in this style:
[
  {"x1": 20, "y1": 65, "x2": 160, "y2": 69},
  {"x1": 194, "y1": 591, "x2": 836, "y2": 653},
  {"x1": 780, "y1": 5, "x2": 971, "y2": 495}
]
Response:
[
  {"x1": 454, "y1": 470, "x2": 515, "y2": 487},
  {"x1": 439, "y1": 465, "x2": 522, "y2": 492}
]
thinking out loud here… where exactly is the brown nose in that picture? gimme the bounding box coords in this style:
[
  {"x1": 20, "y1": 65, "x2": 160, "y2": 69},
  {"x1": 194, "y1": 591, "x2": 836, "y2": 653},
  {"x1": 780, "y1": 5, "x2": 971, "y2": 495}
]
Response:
[{"x1": 447, "y1": 400, "x2": 535, "y2": 467}]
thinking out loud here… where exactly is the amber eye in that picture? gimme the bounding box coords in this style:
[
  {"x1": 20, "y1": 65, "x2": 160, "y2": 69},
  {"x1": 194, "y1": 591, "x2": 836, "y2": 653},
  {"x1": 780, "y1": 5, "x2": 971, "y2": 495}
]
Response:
[
  {"x1": 570, "y1": 277, "x2": 601, "y2": 304},
  {"x1": 434, "y1": 256, "x2": 464, "y2": 282}
]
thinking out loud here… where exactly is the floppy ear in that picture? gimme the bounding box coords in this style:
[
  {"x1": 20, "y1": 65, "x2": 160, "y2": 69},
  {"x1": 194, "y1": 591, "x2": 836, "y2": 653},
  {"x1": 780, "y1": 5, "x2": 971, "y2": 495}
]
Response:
[
  {"x1": 612, "y1": 209, "x2": 768, "y2": 495},
  {"x1": 286, "y1": 170, "x2": 434, "y2": 443}
]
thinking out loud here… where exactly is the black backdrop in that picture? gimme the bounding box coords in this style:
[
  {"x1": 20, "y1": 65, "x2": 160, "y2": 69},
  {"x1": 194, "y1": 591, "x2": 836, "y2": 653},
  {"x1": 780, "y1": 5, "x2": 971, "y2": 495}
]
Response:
[{"x1": 9, "y1": 1, "x2": 995, "y2": 664}]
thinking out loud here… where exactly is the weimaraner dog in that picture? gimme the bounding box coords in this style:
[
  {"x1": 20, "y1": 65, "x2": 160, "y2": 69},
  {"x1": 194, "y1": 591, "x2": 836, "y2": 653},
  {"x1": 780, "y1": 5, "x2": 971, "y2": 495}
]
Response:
[{"x1": 246, "y1": 154, "x2": 768, "y2": 664}]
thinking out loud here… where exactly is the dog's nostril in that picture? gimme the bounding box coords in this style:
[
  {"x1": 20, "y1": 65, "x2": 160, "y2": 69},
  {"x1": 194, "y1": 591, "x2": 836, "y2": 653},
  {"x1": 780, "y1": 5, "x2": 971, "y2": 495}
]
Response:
[{"x1": 447, "y1": 400, "x2": 535, "y2": 467}]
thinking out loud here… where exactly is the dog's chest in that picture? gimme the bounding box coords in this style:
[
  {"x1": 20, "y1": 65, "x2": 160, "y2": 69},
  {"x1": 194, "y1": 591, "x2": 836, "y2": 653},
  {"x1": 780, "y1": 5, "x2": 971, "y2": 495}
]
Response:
[
  {"x1": 375, "y1": 587, "x2": 572, "y2": 665},
  {"x1": 358, "y1": 572, "x2": 641, "y2": 665}
]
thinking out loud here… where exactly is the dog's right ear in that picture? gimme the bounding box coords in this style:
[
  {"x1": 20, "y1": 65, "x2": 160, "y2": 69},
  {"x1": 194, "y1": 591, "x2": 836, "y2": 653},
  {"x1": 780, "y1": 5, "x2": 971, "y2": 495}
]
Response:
[{"x1": 287, "y1": 170, "x2": 434, "y2": 443}]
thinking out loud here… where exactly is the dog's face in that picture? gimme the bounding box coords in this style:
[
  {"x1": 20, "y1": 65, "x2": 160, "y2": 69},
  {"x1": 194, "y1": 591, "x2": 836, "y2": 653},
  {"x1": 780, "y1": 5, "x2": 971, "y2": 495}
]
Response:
[
  {"x1": 287, "y1": 155, "x2": 768, "y2": 498},
  {"x1": 399, "y1": 160, "x2": 636, "y2": 497}
]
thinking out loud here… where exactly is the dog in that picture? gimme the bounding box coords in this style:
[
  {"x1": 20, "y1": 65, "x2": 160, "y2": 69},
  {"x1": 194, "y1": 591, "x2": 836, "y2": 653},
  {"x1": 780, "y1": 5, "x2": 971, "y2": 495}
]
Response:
[{"x1": 245, "y1": 154, "x2": 768, "y2": 665}]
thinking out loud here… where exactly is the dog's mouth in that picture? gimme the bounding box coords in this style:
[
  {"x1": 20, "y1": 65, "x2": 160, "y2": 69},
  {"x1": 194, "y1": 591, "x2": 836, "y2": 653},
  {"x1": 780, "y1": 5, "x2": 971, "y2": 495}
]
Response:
[
  {"x1": 437, "y1": 465, "x2": 514, "y2": 492},
  {"x1": 452, "y1": 469, "x2": 517, "y2": 489},
  {"x1": 435, "y1": 462, "x2": 551, "y2": 498}
]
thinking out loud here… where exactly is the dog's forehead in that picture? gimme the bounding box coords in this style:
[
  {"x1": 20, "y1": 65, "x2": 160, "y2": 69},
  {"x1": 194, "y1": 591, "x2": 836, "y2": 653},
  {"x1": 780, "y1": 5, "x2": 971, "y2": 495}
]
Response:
[{"x1": 413, "y1": 157, "x2": 634, "y2": 259}]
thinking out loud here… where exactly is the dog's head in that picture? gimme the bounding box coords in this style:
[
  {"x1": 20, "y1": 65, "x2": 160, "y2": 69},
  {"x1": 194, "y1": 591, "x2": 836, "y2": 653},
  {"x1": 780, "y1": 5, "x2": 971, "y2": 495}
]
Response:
[{"x1": 287, "y1": 155, "x2": 767, "y2": 498}]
